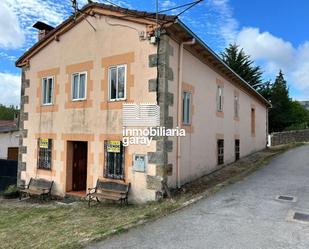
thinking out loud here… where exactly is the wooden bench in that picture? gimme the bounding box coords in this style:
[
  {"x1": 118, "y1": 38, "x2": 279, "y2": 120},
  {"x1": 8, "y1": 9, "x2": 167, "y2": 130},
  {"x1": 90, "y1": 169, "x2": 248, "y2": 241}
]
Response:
[
  {"x1": 87, "y1": 179, "x2": 130, "y2": 207},
  {"x1": 19, "y1": 178, "x2": 54, "y2": 200}
]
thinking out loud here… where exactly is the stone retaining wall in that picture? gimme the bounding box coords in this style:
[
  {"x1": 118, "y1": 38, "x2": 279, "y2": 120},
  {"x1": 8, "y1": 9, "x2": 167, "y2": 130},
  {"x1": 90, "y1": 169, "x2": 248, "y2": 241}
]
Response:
[{"x1": 270, "y1": 129, "x2": 309, "y2": 146}]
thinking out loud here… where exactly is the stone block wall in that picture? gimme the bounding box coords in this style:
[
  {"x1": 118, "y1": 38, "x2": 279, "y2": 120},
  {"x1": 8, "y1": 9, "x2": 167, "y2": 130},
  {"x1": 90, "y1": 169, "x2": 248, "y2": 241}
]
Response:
[{"x1": 271, "y1": 129, "x2": 309, "y2": 146}]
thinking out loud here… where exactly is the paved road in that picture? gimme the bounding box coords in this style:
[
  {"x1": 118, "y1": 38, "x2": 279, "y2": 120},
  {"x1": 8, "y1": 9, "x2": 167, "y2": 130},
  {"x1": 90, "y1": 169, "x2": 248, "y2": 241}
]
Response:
[{"x1": 87, "y1": 145, "x2": 309, "y2": 249}]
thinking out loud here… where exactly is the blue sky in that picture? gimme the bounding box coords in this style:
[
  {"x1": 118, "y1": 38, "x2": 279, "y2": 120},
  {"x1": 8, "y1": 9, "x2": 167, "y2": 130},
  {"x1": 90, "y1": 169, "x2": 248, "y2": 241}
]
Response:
[{"x1": 1, "y1": 0, "x2": 309, "y2": 106}]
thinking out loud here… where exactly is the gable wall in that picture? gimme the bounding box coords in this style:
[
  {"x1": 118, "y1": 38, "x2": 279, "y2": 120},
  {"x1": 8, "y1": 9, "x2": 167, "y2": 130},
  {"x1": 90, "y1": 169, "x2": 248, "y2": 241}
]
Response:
[{"x1": 21, "y1": 15, "x2": 159, "y2": 202}]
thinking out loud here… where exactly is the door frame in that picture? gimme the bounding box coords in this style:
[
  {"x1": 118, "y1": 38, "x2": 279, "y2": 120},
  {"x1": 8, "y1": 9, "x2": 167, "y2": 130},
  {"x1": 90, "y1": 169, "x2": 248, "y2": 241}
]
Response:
[{"x1": 65, "y1": 141, "x2": 88, "y2": 192}]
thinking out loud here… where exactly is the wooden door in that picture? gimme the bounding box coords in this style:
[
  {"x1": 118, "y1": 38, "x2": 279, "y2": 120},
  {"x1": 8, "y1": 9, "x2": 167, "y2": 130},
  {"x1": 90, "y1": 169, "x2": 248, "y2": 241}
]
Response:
[
  {"x1": 7, "y1": 147, "x2": 18, "y2": 161},
  {"x1": 72, "y1": 142, "x2": 87, "y2": 191}
]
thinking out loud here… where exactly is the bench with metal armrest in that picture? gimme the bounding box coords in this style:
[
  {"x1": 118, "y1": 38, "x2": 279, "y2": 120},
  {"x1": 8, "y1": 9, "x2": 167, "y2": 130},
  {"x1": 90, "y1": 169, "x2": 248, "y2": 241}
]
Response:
[
  {"x1": 19, "y1": 177, "x2": 54, "y2": 200},
  {"x1": 87, "y1": 179, "x2": 130, "y2": 207}
]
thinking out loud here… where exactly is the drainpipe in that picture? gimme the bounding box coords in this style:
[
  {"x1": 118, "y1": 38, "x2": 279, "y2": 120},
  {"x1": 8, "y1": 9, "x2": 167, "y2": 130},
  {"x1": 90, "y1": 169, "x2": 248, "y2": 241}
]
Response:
[{"x1": 176, "y1": 38, "x2": 195, "y2": 188}]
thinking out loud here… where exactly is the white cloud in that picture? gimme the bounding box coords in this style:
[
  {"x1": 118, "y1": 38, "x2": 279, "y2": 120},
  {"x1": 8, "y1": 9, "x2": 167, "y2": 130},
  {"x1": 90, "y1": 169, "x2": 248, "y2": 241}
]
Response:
[
  {"x1": 210, "y1": 0, "x2": 238, "y2": 45},
  {"x1": 160, "y1": 0, "x2": 177, "y2": 9},
  {"x1": 3, "y1": 0, "x2": 71, "y2": 48},
  {"x1": 181, "y1": 0, "x2": 238, "y2": 50},
  {"x1": 2, "y1": 0, "x2": 133, "y2": 49},
  {"x1": 0, "y1": 52, "x2": 17, "y2": 62},
  {"x1": 236, "y1": 27, "x2": 295, "y2": 70},
  {"x1": 0, "y1": 1, "x2": 25, "y2": 48},
  {"x1": 0, "y1": 72, "x2": 21, "y2": 106},
  {"x1": 234, "y1": 27, "x2": 309, "y2": 98}
]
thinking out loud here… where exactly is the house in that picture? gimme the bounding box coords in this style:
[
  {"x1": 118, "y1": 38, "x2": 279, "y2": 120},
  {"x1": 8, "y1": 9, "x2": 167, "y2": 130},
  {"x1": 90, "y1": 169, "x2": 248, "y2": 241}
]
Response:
[
  {"x1": 0, "y1": 119, "x2": 19, "y2": 161},
  {"x1": 15, "y1": 3, "x2": 270, "y2": 202}
]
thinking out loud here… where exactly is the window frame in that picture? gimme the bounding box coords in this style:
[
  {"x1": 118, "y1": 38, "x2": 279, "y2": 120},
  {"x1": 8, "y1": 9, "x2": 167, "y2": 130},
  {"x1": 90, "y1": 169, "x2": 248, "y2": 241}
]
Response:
[
  {"x1": 251, "y1": 107, "x2": 256, "y2": 136},
  {"x1": 104, "y1": 140, "x2": 125, "y2": 180},
  {"x1": 217, "y1": 139, "x2": 224, "y2": 165},
  {"x1": 217, "y1": 85, "x2": 223, "y2": 112},
  {"x1": 41, "y1": 76, "x2": 54, "y2": 106},
  {"x1": 108, "y1": 64, "x2": 127, "y2": 101},
  {"x1": 37, "y1": 138, "x2": 52, "y2": 170},
  {"x1": 71, "y1": 71, "x2": 87, "y2": 101},
  {"x1": 234, "y1": 94, "x2": 239, "y2": 118},
  {"x1": 182, "y1": 91, "x2": 192, "y2": 125},
  {"x1": 235, "y1": 139, "x2": 240, "y2": 161}
]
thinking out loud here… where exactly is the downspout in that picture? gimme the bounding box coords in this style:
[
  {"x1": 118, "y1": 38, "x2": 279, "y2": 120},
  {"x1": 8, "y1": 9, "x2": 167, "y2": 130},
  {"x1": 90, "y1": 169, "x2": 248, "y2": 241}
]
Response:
[{"x1": 176, "y1": 38, "x2": 195, "y2": 188}]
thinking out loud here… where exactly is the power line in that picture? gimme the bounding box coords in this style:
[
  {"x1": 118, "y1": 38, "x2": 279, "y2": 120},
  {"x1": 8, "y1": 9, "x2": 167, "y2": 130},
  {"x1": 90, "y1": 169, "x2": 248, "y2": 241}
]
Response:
[
  {"x1": 174, "y1": 0, "x2": 203, "y2": 17},
  {"x1": 96, "y1": 0, "x2": 203, "y2": 24},
  {"x1": 159, "y1": 0, "x2": 203, "y2": 16},
  {"x1": 71, "y1": 0, "x2": 96, "y2": 31}
]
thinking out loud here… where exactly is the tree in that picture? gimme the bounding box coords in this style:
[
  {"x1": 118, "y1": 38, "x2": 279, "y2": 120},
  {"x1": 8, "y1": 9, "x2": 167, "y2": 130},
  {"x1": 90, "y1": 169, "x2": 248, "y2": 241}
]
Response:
[
  {"x1": 268, "y1": 70, "x2": 291, "y2": 132},
  {"x1": 285, "y1": 101, "x2": 309, "y2": 130},
  {"x1": 258, "y1": 80, "x2": 273, "y2": 101},
  {"x1": 221, "y1": 43, "x2": 263, "y2": 88},
  {"x1": 0, "y1": 104, "x2": 18, "y2": 120}
]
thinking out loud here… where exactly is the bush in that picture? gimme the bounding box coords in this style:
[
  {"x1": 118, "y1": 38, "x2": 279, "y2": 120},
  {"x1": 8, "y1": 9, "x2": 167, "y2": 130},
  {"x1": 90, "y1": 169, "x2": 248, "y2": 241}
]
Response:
[{"x1": 3, "y1": 185, "x2": 19, "y2": 199}]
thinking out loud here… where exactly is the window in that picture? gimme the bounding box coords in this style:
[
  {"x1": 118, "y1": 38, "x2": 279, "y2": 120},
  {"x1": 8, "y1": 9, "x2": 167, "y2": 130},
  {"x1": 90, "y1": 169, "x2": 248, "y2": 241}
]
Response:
[
  {"x1": 42, "y1": 77, "x2": 54, "y2": 105},
  {"x1": 234, "y1": 95, "x2": 239, "y2": 118},
  {"x1": 217, "y1": 139, "x2": 224, "y2": 165},
  {"x1": 235, "y1": 139, "x2": 240, "y2": 161},
  {"x1": 38, "y1": 139, "x2": 52, "y2": 170},
  {"x1": 251, "y1": 108, "x2": 255, "y2": 135},
  {"x1": 109, "y1": 65, "x2": 126, "y2": 101},
  {"x1": 104, "y1": 141, "x2": 124, "y2": 179},
  {"x1": 217, "y1": 86, "x2": 223, "y2": 112},
  {"x1": 72, "y1": 72, "x2": 87, "y2": 100},
  {"x1": 182, "y1": 92, "x2": 191, "y2": 125}
]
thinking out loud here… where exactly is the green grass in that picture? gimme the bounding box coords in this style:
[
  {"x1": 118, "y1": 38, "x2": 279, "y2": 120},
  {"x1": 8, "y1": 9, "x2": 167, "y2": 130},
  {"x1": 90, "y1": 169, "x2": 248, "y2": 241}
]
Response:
[
  {"x1": 0, "y1": 200, "x2": 181, "y2": 249},
  {"x1": 0, "y1": 143, "x2": 305, "y2": 249}
]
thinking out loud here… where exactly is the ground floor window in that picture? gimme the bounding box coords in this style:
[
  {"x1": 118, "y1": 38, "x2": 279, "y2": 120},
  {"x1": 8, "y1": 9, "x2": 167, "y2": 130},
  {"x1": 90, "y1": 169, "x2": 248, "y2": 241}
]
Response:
[
  {"x1": 104, "y1": 140, "x2": 124, "y2": 179},
  {"x1": 38, "y1": 138, "x2": 52, "y2": 170},
  {"x1": 235, "y1": 139, "x2": 240, "y2": 161},
  {"x1": 217, "y1": 139, "x2": 224, "y2": 165}
]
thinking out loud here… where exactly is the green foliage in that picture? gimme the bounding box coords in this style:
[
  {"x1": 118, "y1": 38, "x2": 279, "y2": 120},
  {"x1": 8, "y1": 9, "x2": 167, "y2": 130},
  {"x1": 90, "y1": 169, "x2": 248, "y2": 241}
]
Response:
[
  {"x1": 284, "y1": 101, "x2": 309, "y2": 131},
  {"x1": 257, "y1": 80, "x2": 273, "y2": 100},
  {"x1": 266, "y1": 71, "x2": 309, "y2": 132},
  {"x1": 269, "y1": 70, "x2": 291, "y2": 132},
  {"x1": 221, "y1": 43, "x2": 263, "y2": 87},
  {"x1": 3, "y1": 185, "x2": 19, "y2": 199},
  {"x1": 0, "y1": 104, "x2": 18, "y2": 120}
]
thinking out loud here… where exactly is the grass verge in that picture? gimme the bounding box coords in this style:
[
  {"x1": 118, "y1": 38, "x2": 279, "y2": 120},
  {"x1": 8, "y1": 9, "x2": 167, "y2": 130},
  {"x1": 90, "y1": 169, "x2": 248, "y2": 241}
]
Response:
[{"x1": 0, "y1": 143, "x2": 305, "y2": 249}]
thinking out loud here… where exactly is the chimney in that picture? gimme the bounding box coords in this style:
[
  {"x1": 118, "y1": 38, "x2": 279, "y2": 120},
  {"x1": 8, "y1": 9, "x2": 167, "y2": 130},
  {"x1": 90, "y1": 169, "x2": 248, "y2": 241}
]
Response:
[{"x1": 33, "y1": 21, "x2": 55, "y2": 41}]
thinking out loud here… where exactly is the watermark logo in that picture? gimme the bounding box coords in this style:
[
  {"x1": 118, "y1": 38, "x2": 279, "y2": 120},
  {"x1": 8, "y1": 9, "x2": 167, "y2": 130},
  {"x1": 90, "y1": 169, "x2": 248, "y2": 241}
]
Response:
[
  {"x1": 122, "y1": 103, "x2": 186, "y2": 146},
  {"x1": 123, "y1": 103, "x2": 160, "y2": 127}
]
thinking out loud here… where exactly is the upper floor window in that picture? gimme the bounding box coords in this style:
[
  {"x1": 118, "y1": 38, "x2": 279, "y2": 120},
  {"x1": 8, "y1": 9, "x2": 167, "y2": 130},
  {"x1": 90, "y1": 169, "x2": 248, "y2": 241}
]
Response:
[
  {"x1": 251, "y1": 107, "x2": 256, "y2": 136},
  {"x1": 234, "y1": 94, "x2": 239, "y2": 118},
  {"x1": 42, "y1": 77, "x2": 54, "y2": 105},
  {"x1": 217, "y1": 85, "x2": 223, "y2": 112},
  {"x1": 182, "y1": 91, "x2": 191, "y2": 125},
  {"x1": 72, "y1": 72, "x2": 87, "y2": 101},
  {"x1": 109, "y1": 65, "x2": 126, "y2": 101}
]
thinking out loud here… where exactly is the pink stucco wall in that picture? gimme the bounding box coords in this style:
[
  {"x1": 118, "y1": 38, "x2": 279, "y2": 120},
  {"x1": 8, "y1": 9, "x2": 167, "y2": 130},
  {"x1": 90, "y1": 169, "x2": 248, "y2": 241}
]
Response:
[{"x1": 167, "y1": 42, "x2": 267, "y2": 186}]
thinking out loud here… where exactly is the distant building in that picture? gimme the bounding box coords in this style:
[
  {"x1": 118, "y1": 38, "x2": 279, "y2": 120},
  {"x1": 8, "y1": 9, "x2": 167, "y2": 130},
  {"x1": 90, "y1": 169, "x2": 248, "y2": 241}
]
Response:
[
  {"x1": 16, "y1": 3, "x2": 270, "y2": 202},
  {"x1": 0, "y1": 120, "x2": 19, "y2": 160}
]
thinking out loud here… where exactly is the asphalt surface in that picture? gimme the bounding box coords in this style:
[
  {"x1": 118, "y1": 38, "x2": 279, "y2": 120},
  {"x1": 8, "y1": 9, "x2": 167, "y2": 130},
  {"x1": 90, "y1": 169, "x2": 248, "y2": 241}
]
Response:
[{"x1": 87, "y1": 145, "x2": 309, "y2": 249}]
